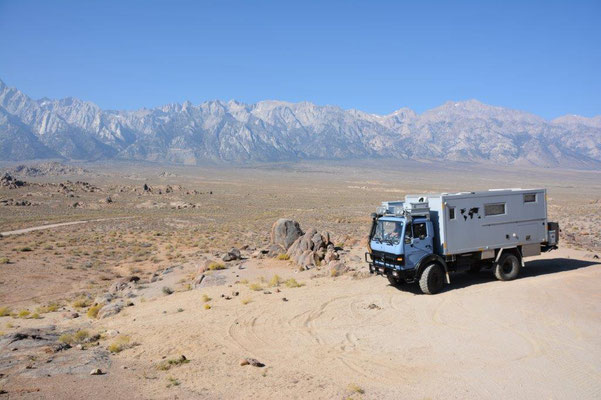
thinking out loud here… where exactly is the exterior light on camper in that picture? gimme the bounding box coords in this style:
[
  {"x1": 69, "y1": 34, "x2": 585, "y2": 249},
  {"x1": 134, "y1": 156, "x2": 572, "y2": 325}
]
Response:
[{"x1": 396, "y1": 256, "x2": 404, "y2": 262}]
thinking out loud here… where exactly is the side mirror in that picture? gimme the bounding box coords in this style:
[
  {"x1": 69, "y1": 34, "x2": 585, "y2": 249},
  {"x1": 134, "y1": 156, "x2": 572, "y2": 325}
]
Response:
[
  {"x1": 404, "y1": 237, "x2": 411, "y2": 244},
  {"x1": 419, "y1": 234, "x2": 426, "y2": 240}
]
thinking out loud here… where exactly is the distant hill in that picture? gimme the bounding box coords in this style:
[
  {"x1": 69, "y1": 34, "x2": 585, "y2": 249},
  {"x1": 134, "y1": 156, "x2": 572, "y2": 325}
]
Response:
[{"x1": 1, "y1": 79, "x2": 599, "y2": 168}]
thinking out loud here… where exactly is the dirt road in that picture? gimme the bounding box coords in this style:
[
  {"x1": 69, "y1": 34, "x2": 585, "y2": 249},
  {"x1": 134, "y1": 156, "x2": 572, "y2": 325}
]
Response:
[
  {"x1": 93, "y1": 247, "x2": 601, "y2": 399},
  {"x1": 0, "y1": 217, "x2": 132, "y2": 236}
]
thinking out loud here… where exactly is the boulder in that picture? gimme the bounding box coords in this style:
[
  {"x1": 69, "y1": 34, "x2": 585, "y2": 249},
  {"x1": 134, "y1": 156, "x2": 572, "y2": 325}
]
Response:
[
  {"x1": 222, "y1": 247, "x2": 241, "y2": 262},
  {"x1": 97, "y1": 301, "x2": 124, "y2": 319},
  {"x1": 328, "y1": 261, "x2": 348, "y2": 277},
  {"x1": 270, "y1": 219, "x2": 303, "y2": 252},
  {"x1": 287, "y1": 229, "x2": 339, "y2": 268}
]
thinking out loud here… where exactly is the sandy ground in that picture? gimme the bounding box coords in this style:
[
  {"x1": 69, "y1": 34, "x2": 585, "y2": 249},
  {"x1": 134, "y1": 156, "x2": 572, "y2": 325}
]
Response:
[
  {"x1": 1, "y1": 162, "x2": 600, "y2": 399},
  {"x1": 77, "y1": 247, "x2": 601, "y2": 400}
]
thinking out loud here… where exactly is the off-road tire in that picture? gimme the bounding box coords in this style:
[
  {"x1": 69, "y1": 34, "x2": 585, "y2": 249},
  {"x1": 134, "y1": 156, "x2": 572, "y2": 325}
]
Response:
[
  {"x1": 419, "y1": 264, "x2": 444, "y2": 294},
  {"x1": 387, "y1": 273, "x2": 402, "y2": 286},
  {"x1": 494, "y1": 253, "x2": 520, "y2": 281}
]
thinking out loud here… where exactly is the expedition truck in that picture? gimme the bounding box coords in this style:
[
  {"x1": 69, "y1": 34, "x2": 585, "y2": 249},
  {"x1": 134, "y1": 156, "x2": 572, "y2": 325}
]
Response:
[{"x1": 365, "y1": 189, "x2": 559, "y2": 294}]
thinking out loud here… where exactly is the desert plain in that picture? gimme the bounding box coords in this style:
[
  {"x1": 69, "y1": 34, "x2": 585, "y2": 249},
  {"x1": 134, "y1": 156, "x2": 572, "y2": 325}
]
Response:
[{"x1": 0, "y1": 160, "x2": 600, "y2": 399}]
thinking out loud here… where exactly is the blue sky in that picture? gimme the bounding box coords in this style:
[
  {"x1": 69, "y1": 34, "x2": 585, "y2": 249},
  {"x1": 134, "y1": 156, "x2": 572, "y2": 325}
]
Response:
[{"x1": 0, "y1": 0, "x2": 599, "y2": 118}]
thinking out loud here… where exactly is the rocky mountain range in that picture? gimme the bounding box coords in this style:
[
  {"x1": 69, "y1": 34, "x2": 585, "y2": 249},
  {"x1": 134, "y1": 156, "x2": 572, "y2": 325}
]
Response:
[{"x1": 1, "y1": 79, "x2": 599, "y2": 168}]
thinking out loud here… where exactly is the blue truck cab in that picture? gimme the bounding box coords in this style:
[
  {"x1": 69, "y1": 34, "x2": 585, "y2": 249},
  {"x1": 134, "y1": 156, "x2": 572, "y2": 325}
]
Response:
[{"x1": 367, "y1": 213, "x2": 439, "y2": 290}]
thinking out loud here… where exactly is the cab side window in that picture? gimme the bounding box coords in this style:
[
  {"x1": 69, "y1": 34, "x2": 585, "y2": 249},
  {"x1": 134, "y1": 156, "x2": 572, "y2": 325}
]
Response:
[
  {"x1": 404, "y1": 223, "x2": 412, "y2": 242},
  {"x1": 413, "y1": 222, "x2": 427, "y2": 239}
]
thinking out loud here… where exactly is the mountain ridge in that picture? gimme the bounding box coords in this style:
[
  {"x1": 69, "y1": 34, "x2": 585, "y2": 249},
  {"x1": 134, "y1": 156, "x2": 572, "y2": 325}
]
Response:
[{"x1": 0, "y1": 78, "x2": 600, "y2": 168}]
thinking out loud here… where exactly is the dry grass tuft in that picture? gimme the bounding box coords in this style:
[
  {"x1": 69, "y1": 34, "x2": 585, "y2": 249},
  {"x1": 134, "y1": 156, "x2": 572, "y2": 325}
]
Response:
[
  {"x1": 276, "y1": 253, "x2": 290, "y2": 261},
  {"x1": 72, "y1": 297, "x2": 91, "y2": 309},
  {"x1": 87, "y1": 303, "x2": 103, "y2": 319},
  {"x1": 347, "y1": 383, "x2": 365, "y2": 394},
  {"x1": 156, "y1": 355, "x2": 189, "y2": 371},
  {"x1": 268, "y1": 274, "x2": 282, "y2": 287},
  {"x1": 208, "y1": 262, "x2": 226, "y2": 270},
  {"x1": 108, "y1": 335, "x2": 131, "y2": 353},
  {"x1": 284, "y1": 278, "x2": 304, "y2": 288}
]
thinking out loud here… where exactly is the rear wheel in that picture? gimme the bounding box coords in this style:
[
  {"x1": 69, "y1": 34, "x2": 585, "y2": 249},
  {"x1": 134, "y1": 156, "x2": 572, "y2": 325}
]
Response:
[
  {"x1": 419, "y1": 264, "x2": 444, "y2": 294},
  {"x1": 494, "y1": 253, "x2": 520, "y2": 281},
  {"x1": 387, "y1": 273, "x2": 402, "y2": 286}
]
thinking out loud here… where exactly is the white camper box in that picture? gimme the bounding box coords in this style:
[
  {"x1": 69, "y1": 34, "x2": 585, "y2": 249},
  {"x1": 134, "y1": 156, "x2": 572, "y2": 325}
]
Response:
[{"x1": 406, "y1": 189, "x2": 548, "y2": 258}]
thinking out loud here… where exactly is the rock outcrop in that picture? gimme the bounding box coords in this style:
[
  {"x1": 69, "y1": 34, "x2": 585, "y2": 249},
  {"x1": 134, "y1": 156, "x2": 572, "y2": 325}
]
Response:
[
  {"x1": 286, "y1": 228, "x2": 340, "y2": 269},
  {"x1": 270, "y1": 219, "x2": 303, "y2": 253},
  {"x1": 0, "y1": 173, "x2": 26, "y2": 189}
]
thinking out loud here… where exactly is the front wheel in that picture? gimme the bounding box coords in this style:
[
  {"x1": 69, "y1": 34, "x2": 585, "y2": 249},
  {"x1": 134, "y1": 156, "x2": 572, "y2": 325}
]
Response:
[
  {"x1": 494, "y1": 253, "x2": 520, "y2": 281},
  {"x1": 387, "y1": 273, "x2": 402, "y2": 286},
  {"x1": 419, "y1": 264, "x2": 444, "y2": 294}
]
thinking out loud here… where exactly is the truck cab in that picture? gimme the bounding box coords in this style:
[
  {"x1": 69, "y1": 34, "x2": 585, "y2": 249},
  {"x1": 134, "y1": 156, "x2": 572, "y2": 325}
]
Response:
[{"x1": 368, "y1": 215, "x2": 437, "y2": 287}]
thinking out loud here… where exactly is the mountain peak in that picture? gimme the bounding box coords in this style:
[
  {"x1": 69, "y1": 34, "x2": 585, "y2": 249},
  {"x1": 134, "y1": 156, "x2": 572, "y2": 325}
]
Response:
[{"x1": 0, "y1": 78, "x2": 599, "y2": 168}]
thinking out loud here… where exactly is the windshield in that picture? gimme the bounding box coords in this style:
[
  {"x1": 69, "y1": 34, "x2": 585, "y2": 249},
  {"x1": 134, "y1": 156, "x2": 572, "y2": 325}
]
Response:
[{"x1": 372, "y1": 220, "x2": 404, "y2": 245}]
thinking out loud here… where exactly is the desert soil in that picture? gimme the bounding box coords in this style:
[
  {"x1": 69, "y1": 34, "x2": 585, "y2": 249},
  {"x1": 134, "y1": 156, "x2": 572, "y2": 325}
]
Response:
[{"x1": 1, "y1": 161, "x2": 600, "y2": 399}]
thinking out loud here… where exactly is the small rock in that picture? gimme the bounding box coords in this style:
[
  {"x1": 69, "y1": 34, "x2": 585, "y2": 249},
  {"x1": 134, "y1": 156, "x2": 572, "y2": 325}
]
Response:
[
  {"x1": 367, "y1": 303, "x2": 381, "y2": 310},
  {"x1": 90, "y1": 368, "x2": 103, "y2": 375},
  {"x1": 282, "y1": 297, "x2": 288, "y2": 302},
  {"x1": 239, "y1": 358, "x2": 265, "y2": 367},
  {"x1": 263, "y1": 291, "x2": 272, "y2": 295}
]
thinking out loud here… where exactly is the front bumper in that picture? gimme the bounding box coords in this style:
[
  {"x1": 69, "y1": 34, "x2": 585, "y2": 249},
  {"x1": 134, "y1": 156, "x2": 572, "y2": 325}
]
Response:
[{"x1": 365, "y1": 251, "x2": 416, "y2": 281}]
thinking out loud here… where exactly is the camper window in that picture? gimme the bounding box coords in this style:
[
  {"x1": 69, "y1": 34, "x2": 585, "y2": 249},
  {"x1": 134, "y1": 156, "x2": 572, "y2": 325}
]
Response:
[
  {"x1": 449, "y1": 207, "x2": 455, "y2": 220},
  {"x1": 524, "y1": 193, "x2": 536, "y2": 203},
  {"x1": 484, "y1": 203, "x2": 505, "y2": 216}
]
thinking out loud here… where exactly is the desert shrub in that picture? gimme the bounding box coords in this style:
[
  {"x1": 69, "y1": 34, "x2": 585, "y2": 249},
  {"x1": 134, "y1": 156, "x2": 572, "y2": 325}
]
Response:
[
  {"x1": 277, "y1": 253, "x2": 290, "y2": 261},
  {"x1": 201, "y1": 294, "x2": 211, "y2": 303},
  {"x1": 108, "y1": 335, "x2": 131, "y2": 353},
  {"x1": 208, "y1": 262, "x2": 226, "y2": 270},
  {"x1": 166, "y1": 377, "x2": 180, "y2": 388},
  {"x1": 37, "y1": 302, "x2": 60, "y2": 314},
  {"x1": 239, "y1": 279, "x2": 249, "y2": 284},
  {"x1": 0, "y1": 307, "x2": 11, "y2": 317},
  {"x1": 74, "y1": 329, "x2": 90, "y2": 342},
  {"x1": 58, "y1": 333, "x2": 74, "y2": 344},
  {"x1": 162, "y1": 286, "x2": 174, "y2": 295},
  {"x1": 248, "y1": 283, "x2": 263, "y2": 291},
  {"x1": 157, "y1": 355, "x2": 189, "y2": 371},
  {"x1": 204, "y1": 304, "x2": 211, "y2": 310},
  {"x1": 87, "y1": 304, "x2": 103, "y2": 319},
  {"x1": 0, "y1": 257, "x2": 9, "y2": 264},
  {"x1": 347, "y1": 383, "x2": 364, "y2": 394},
  {"x1": 19, "y1": 247, "x2": 32, "y2": 252},
  {"x1": 72, "y1": 297, "x2": 91, "y2": 308},
  {"x1": 241, "y1": 298, "x2": 252, "y2": 305},
  {"x1": 17, "y1": 310, "x2": 30, "y2": 318},
  {"x1": 268, "y1": 274, "x2": 282, "y2": 287},
  {"x1": 284, "y1": 278, "x2": 304, "y2": 288}
]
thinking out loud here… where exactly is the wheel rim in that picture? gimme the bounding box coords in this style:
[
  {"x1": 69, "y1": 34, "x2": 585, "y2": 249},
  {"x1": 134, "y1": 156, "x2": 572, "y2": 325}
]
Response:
[{"x1": 502, "y1": 259, "x2": 514, "y2": 274}]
